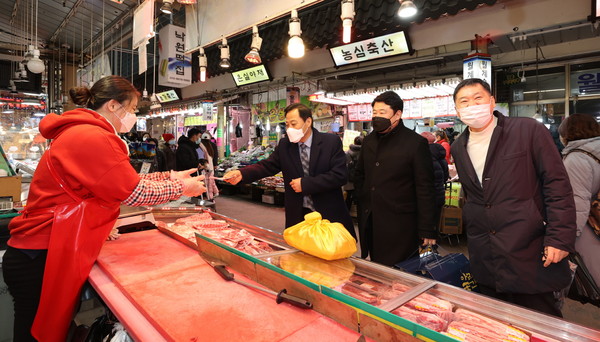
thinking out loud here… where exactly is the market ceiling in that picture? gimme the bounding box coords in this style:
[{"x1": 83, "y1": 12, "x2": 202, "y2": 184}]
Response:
[
  {"x1": 0, "y1": 0, "x2": 496, "y2": 67},
  {"x1": 198, "y1": 0, "x2": 498, "y2": 78},
  {"x1": 1, "y1": 0, "x2": 597, "y2": 94}
]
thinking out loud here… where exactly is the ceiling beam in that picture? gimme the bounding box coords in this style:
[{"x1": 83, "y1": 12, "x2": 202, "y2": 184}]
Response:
[
  {"x1": 10, "y1": 0, "x2": 23, "y2": 25},
  {"x1": 49, "y1": 0, "x2": 85, "y2": 43}
]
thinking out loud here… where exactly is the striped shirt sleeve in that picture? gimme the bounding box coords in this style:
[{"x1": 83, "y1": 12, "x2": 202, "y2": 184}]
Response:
[{"x1": 123, "y1": 179, "x2": 183, "y2": 206}]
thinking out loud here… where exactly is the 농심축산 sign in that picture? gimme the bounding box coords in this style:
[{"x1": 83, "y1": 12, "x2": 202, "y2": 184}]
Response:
[{"x1": 329, "y1": 31, "x2": 411, "y2": 67}]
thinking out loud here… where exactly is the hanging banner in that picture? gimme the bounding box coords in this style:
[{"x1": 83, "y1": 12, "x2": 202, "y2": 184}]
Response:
[
  {"x1": 138, "y1": 43, "x2": 147, "y2": 74},
  {"x1": 158, "y1": 25, "x2": 192, "y2": 88},
  {"x1": 463, "y1": 53, "x2": 492, "y2": 85},
  {"x1": 329, "y1": 31, "x2": 411, "y2": 67}
]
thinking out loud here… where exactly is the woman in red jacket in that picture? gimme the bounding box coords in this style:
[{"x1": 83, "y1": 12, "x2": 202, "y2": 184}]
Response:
[
  {"x1": 434, "y1": 130, "x2": 452, "y2": 165},
  {"x1": 2, "y1": 76, "x2": 206, "y2": 342}
]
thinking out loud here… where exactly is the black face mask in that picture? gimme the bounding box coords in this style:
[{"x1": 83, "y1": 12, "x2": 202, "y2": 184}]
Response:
[{"x1": 372, "y1": 116, "x2": 392, "y2": 133}]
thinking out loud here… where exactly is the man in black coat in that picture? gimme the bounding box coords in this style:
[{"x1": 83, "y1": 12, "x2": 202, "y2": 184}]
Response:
[
  {"x1": 224, "y1": 103, "x2": 355, "y2": 238},
  {"x1": 176, "y1": 128, "x2": 202, "y2": 172},
  {"x1": 451, "y1": 78, "x2": 576, "y2": 317},
  {"x1": 355, "y1": 91, "x2": 437, "y2": 267}
]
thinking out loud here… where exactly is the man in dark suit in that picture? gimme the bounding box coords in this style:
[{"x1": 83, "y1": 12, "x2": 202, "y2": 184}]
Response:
[
  {"x1": 224, "y1": 103, "x2": 355, "y2": 238},
  {"x1": 355, "y1": 91, "x2": 437, "y2": 266}
]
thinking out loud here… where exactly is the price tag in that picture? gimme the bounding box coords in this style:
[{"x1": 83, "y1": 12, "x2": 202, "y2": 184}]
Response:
[{"x1": 140, "y1": 162, "x2": 151, "y2": 174}]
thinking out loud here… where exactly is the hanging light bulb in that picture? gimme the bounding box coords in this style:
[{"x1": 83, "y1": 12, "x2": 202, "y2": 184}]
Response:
[
  {"x1": 198, "y1": 47, "x2": 207, "y2": 82},
  {"x1": 341, "y1": 0, "x2": 354, "y2": 44},
  {"x1": 397, "y1": 0, "x2": 418, "y2": 18},
  {"x1": 161, "y1": 0, "x2": 174, "y2": 14},
  {"x1": 288, "y1": 9, "x2": 305, "y2": 58},
  {"x1": 219, "y1": 37, "x2": 231, "y2": 69},
  {"x1": 150, "y1": 93, "x2": 161, "y2": 109},
  {"x1": 19, "y1": 63, "x2": 28, "y2": 79},
  {"x1": 27, "y1": 0, "x2": 45, "y2": 74},
  {"x1": 244, "y1": 26, "x2": 262, "y2": 64}
]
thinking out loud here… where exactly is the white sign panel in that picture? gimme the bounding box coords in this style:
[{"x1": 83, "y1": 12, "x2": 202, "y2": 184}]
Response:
[
  {"x1": 463, "y1": 54, "x2": 492, "y2": 85},
  {"x1": 132, "y1": 0, "x2": 154, "y2": 50},
  {"x1": 330, "y1": 31, "x2": 410, "y2": 67},
  {"x1": 158, "y1": 25, "x2": 192, "y2": 88}
]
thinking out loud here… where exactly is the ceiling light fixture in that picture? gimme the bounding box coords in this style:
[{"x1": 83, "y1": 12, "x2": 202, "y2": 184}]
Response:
[
  {"x1": 177, "y1": 0, "x2": 197, "y2": 4},
  {"x1": 397, "y1": 0, "x2": 418, "y2": 18},
  {"x1": 219, "y1": 37, "x2": 231, "y2": 69},
  {"x1": 161, "y1": 0, "x2": 174, "y2": 15},
  {"x1": 27, "y1": 0, "x2": 44, "y2": 74},
  {"x1": 288, "y1": 9, "x2": 305, "y2": 58},
  {"x1": 341, "y1": 0, "x2": 355, "y2": 44},
  {"x1": 244, "y1": 26, "x2": 263, "y2": 64},
  {"x1": 198, "y1": 47, "x2": 207, "y2": 82}
]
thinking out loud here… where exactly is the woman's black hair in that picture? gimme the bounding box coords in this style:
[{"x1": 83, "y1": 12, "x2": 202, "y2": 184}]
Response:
[{"x1": 69, "y1": 75, "x2": 140, "y2": 110}]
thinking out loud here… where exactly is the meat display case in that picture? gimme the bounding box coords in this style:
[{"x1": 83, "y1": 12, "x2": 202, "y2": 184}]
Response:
[{"x1": 153, "y1": 208, "x2": 600, "y2": 342}]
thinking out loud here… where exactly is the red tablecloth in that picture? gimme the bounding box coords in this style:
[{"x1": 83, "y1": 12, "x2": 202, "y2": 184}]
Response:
[{"x1": 91, "y1": 229, "x2": 369, "y2": 341}]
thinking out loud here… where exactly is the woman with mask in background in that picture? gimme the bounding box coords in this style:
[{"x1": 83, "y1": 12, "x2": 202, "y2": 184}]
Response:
[
  {"x1": 160, "y1": 133, "x2": 177, "y2": 171},
  {"x1": 2, "y1": 76, "x2": 206, "y2": 342},
  {"x1": 559, "y1": 114, "x2": 600, "y2": 291}
]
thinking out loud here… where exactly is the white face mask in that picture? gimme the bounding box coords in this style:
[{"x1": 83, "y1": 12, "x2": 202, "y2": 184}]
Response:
[
  {"x1": 114, "y1": 104, "x2": 137, "y2": 133},
  {"x1": 457, "y1": 103, "x2": 493, "y2": 129},
  {"x1": 286, "y1": 121, "x2": 308, "y2": 143},
  {"x1": 168, "y1": 139, "x2": 176, "y2": 145}
]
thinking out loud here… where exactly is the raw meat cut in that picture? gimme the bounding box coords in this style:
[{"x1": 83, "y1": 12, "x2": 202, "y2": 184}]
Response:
[
  {"x1": 392, "y1": 306, "x2": 448, "y2": 332},
  {"x1": 156, "y1": 214, "x2": 274, "y2": 256}
]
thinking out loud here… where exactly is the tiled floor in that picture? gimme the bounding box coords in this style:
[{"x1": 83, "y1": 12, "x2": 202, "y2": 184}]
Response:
[{"x1": 214, "y1": 193, "x2": 600, "y2": 331}]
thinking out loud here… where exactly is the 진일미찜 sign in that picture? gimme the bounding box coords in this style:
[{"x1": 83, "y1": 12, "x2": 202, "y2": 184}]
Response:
[
  {"x1": 232, "y1": 65, "x2": 271, "y2": 86},
  {"x1": 329, "y1": 31, "x2": 411, "y2": 67},
  {"x1": 158, "y1": 24, "x2": 192, "y2": 88}
]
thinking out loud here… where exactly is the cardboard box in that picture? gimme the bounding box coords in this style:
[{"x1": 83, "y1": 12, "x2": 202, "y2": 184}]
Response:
[
  {"x1": 0, "y1": 175, "x2": 22, "y2": 202},
  {"x1": 440, "y1": 206, "x2": 462, "y2": 235},
  {"x1": 261, "y1": 194, "x2": 275, "y2": 204}
]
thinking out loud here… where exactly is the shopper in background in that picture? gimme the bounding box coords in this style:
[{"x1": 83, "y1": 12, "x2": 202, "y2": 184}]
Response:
[
  {"x1": 141, "y1": 132, "x2": 151, "y2": 141},
  {"x1": 146, "y1": 137, "x2": 166, "y2": 172},
  {"x1": 2, "y1": 76, "x2": 206, "y2": 342},
  {"x1": 201, "y1": 132, "x2": 219, "y2": 199},
  {"x1": 421, "y1": 131, "x2": 449, "y2": 228},
  {"x1": 201, "y1": 131, "x2": 219, "y2": 170},
  {"x1": 176, "y1": 127, "x2": 202, "y2": 173},
  {"x1": 343, "y1": 136, "x2": 362, "y2": 211},
  {"x1": 160, "y1": 133, "x2": 177, "y2": 171},
  {"x1": 223, "y1": 103, "x2": 355, "y2": 238},
  {"x1": 559, "y1": 113, "x2": 600, "y2": 287},
  {"x1": 434, "y1": 130, "x2": 452, "y2": 164},
  {"x1": 355, "y1": 91, "x2": 437, "y2": 267},
  {"x1": 451, "y1": 78, "x2": 576, "y2": 317}
]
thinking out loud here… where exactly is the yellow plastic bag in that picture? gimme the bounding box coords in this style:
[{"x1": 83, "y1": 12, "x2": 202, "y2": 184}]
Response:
[
  {"x1": 279, "y1": 253, "x2": 355, "y2": 287},
  {"x1": 283, "y1": 212, "x2": 357, "y2": 260}
]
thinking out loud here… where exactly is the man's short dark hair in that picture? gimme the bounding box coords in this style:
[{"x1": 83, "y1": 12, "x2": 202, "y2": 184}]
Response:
[
  {"x1": 187, "y1": 128, "x2": 201, "y2": 138},
  {"x1": 284, "y1": 103, "x2": 313, "y2": 126},
  {"x1": 453, "y1": 78, "x2": 492, "y2": 102},
  {"x1": 372, "y1": 91, "x2": 404, "y2": 113}
]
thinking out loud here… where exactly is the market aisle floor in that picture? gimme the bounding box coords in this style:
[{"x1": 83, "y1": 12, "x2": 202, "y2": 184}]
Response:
[{"x1": 213, "y1": 194, "x2": 600, "y2": 331}]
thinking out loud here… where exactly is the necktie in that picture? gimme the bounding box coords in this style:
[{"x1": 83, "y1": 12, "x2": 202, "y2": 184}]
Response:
[{"x1": 300, "y1": 143, "x2": 314, "y2": 210}]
